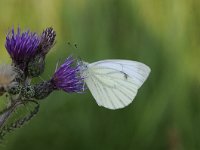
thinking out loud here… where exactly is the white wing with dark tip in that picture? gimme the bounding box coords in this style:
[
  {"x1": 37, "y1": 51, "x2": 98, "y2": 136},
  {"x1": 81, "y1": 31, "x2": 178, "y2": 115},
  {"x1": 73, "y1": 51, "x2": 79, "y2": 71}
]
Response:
[{"x1": 82, "y1": 59, "x2": 151, "y2": 109}]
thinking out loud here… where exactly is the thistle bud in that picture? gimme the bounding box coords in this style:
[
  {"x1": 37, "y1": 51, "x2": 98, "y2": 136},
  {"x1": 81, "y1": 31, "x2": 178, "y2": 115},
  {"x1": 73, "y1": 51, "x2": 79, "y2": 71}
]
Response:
[
  {"x1": 21, "y1": 85, "x2": 35, "y2": 99},
  {"x1": 27, "y1": 55, "x2": 45, "y2": 77},
  {"x1": 8, "y1": 83, "x2": 21, "y2": 95},
  {"x1": 33, "y1": 81, "x2": 54, "y2": 100},
  {"x1": 39, "y1": 27, "x2": 56, "y2": 55},
  {"x1": 27, "y1": 27, "x2": 56, "y2": 78}
]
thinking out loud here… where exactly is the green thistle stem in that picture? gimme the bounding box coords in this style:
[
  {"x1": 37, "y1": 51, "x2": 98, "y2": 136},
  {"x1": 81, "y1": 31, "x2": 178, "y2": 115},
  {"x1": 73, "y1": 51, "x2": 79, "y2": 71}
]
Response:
[{"x1": 0, "y1": 101, "x2": 22, "y2": 128}]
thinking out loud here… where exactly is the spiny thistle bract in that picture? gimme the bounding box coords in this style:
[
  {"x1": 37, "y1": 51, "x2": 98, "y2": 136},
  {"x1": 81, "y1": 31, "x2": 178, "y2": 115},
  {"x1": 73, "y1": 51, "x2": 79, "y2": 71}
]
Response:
[{"x1": 0, "y1": 26, "x2": 85, "y2": 140}]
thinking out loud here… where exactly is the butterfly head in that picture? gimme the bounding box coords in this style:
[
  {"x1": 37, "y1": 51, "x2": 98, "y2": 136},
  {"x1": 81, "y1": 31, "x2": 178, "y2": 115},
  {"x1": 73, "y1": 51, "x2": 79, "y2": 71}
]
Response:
[{"x1": 77, "y1": 59, "x2": 89, "y2": 79}]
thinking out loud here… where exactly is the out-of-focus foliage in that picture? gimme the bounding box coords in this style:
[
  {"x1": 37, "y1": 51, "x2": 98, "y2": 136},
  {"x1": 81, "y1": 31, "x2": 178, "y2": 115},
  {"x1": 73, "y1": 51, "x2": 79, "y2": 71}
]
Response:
[{"x1": 0, "y1": 0, "x2": 200, "y2": 149}]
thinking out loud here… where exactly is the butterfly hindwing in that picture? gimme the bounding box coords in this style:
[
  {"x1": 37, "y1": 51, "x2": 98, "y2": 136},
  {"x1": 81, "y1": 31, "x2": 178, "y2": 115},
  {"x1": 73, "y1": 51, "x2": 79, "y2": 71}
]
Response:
[{"x1": 83, "y1": 59, "x2": 151, "y2": 109}]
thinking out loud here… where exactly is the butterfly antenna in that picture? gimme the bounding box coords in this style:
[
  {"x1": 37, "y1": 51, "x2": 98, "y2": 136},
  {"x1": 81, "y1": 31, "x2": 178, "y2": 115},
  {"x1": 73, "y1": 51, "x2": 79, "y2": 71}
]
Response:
[
  {"x1": 67, "y1": 41, "x2": 74, "y2": 53},
  {"x1": 67, "y1": 41, "x2": 71, "y2": 46},
  {"x1": 67, "y1": 41, "x2": 80, "y2": 56},
  {"x1": 74, "y1": 43, "x2": 78, "y2": 49},
  {"x1": 67, "y1": 41, "x2": 78, "y2": 50}
]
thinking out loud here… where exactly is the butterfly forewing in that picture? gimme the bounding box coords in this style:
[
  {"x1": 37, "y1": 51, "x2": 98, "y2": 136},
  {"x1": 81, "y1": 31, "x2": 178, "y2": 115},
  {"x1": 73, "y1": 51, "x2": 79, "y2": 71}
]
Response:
[{"x1": 83, "y1": 59, "x2": 150, "y2": 109}]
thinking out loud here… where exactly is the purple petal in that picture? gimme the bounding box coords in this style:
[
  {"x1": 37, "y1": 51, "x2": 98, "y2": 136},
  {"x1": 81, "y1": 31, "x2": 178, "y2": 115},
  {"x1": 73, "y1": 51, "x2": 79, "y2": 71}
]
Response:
[{"x1": 51, "y1": 56, "x2": 85, "y2": 93}]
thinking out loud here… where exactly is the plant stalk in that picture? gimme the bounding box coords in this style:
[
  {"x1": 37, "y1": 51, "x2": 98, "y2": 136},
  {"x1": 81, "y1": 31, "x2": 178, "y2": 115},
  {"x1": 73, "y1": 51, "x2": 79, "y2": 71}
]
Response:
[{"x1": 0, "y1": 101, "x2": 22, "y2": 128}]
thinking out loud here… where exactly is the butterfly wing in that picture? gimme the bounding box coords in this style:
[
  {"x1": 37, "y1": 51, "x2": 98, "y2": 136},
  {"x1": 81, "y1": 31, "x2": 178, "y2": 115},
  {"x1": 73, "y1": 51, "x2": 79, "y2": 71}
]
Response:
[{"x1": 83, "y1": 59, "x2": 151, "y2": 109}]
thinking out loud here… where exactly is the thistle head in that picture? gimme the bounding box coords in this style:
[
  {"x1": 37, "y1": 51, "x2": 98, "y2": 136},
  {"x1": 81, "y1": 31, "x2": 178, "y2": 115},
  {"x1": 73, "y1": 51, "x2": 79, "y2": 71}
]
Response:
[
  {"x1": 5, "y1": 27, "x2": 40, "y2": 71},
  {"x1": 51, "y1": 56, "x2": 85, "y2": 93}
]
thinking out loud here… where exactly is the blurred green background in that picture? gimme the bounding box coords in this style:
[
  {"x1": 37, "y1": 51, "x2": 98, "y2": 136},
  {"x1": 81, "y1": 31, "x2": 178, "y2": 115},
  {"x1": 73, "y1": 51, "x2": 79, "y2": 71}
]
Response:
[{"x1": 0, "y1": 0, "x2": 200, "y2": 149}]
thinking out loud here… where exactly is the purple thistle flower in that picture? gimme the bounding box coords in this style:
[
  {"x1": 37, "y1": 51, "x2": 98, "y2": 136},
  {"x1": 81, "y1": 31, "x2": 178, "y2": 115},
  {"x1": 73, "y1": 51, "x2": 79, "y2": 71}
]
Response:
[
  {"x1": 5, "y1": 27, "x2": 40, "y2": 70},
  {"x1": 51, "y1": 56, "x2": 85, "y2": 93}
]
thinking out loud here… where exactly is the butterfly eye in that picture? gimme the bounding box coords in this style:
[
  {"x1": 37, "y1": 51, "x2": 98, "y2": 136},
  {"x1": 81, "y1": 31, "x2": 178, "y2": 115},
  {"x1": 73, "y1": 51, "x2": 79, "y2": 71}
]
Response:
[
  {"x1": 84, "y1": 64, "x2": 88, "y2": 69},
  {"x1": 78, "y1": 60, "x2": 87, "y2": 71}
]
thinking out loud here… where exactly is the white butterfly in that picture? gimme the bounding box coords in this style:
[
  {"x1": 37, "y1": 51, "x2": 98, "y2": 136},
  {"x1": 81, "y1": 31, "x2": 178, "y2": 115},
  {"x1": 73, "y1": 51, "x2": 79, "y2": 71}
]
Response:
[{"x1": 80, "y1": 59, "x2": 151, "y2": 110}]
